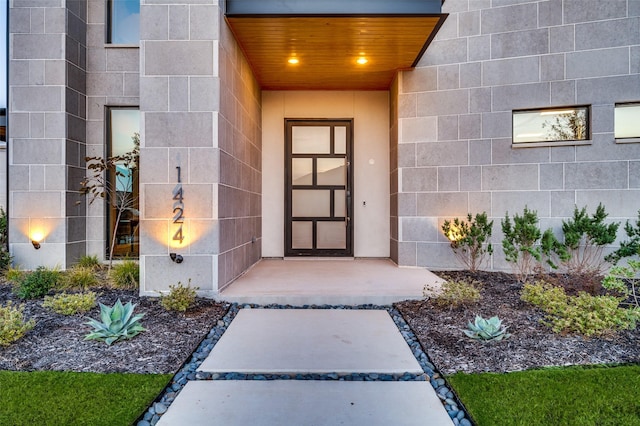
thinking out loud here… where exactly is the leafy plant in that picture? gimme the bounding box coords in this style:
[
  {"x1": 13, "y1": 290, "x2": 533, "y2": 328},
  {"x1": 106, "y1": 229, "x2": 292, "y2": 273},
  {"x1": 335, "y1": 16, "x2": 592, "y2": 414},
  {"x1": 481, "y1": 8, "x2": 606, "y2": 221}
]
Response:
[
  {"x1": 5, "y1": 265, "x2": 25, "y2": 284},
  {"x1": 605, "y1": 210, "x2": 640, "y2": 265},
  {"x1": 442, "y1": 213, "x2": 494, "y2": 272},
  {"x1": 43, "y1": 292, "x2": 97, "y2": 315},
  {"x1": 0, "y1": 302, "x2": 35, "y2": 347},
  {"x1": 521, "y1": 281, "x2": 640, "y2": 336},
  {"x1": 80, "y1": 133, "x2": 139, "y2": 271},
  {"x1": 108, "y1": 260, "x2": 139, "y2": 289},
  {"x1": 540, "y1": 228, "x2": 570, "y2": 270},
  {"x1": 77, "y1": 255, "x2": 101, "y2": 270},
  {"x1": 85, "y1": 299, "x2": 145, "y2": 345},
  {"x1": 463, "y1": 315, "x2": 511, "y2": 342},
  {"x1": 501, "y1": 207, "x2": 542, "y2": 282},
  {"x1": 159, "y1": 279, "x2": 199, "y2": 312},
  {"x1": 602, "y1": 259, "x2": 640, "y2": 309},
  {"x1": 430, "y1": 279, "x2": 482, "y2": 309},
  {"x1": 560, "y1": 204, "x2": 619, "y2": 274},
  {"x1": 15, "y1": 266, "x2": 60, "y2": 299},
  {"x1": 58, "y1": 266, "x2": 99, "y2": 290},
  {"x1": 0, "y1": 208, "x2": 12, "y2": 271}
]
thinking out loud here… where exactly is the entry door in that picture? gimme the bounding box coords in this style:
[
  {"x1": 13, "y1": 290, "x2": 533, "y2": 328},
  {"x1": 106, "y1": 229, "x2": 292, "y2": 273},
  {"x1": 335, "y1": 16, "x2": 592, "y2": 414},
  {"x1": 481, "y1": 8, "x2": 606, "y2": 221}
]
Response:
[{"x1": 285, "y1": 119, "x2": 353, "y2": 256}]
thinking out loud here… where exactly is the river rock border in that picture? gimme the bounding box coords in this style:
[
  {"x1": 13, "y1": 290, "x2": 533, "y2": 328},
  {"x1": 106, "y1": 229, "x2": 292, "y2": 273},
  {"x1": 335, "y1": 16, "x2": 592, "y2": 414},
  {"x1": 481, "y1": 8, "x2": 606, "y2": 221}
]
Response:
[{"x1": 137, "y1": 304, "x2": 472, "y2": 426}]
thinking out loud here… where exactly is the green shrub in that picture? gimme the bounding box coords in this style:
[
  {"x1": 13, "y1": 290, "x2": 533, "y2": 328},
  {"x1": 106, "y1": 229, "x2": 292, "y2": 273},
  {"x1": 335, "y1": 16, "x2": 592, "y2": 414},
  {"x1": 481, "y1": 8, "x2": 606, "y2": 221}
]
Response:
[
  {"x1": 108, "y1": 260, "x2": 139, "y2": 289},
  {"x1": 602, "y1": 259, "x2": 640, "y2": 309},
  {"x1": 5, "y1": 265, "x2": 25, "y2": 284},
  {"x1": 442, "y1": 212, "x2": 493, "y2": 272},
  {"x1": 15, "y1": 266, "x2": 60, "y2": 299},
  {"x1": 159, "y1": 280, "x2": 199, "y2": 312},
  {"x1": 560, "y1": 203, "x2": 619, "y2": 274},
  {"x1": 77, "y1": 255, "x2": 101, "y2": 270},
  {"x1": 58, "y1": 266, "x2": 99, "y2": 290},
  {"x1": 502, "y1": 207, "x2": 543, "y2": 282},
  {"x1": 430, "y1": 279, "x2": 482, "y2": 309},
  {"x1": 85, "y1": 299, "x2": 145, "y2": 346},
  {"x1": 0, "y1": 302, "x2": 36, "y2": 347},
  {"x1": 605, "y1": 210, "x2": 640, "y2": 265},
  {"x1": 43, "y1": 292, "x2": 97, "y2": 315},
  {"x1": 521, "y1": 281, "x2": 640, "y2": 336},
  {"x1": 0, "y1": 208, "x2": 12, "y2": 271}
]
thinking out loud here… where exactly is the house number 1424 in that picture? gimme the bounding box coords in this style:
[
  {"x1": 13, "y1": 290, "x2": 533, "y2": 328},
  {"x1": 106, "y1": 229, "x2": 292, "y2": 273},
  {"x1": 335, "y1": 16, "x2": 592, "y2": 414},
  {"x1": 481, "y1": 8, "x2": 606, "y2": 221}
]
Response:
[{"x1": 172, "y1": 166, "x2": 184, "y2": 243}]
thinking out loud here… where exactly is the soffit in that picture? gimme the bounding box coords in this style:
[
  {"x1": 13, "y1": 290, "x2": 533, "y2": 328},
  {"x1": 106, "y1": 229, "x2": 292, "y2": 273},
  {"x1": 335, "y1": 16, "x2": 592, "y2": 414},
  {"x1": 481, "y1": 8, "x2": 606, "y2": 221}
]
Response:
[{"x1": 225, "y1": 15, "x2": 447, "y2": 90}]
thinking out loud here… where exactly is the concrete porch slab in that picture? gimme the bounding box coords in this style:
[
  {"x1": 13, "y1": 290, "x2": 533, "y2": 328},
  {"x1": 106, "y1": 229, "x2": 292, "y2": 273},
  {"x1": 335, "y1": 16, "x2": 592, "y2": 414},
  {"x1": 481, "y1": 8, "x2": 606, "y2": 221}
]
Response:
[
  {"x1": 198, "y1": 309, "x2": 423, "y2": 374},
  {"x1": 217, "y1": 258, "x2": 445, "y2": 306},
  {"x1": 157, "y1": 380, "x2": 453, "y2": 426}
]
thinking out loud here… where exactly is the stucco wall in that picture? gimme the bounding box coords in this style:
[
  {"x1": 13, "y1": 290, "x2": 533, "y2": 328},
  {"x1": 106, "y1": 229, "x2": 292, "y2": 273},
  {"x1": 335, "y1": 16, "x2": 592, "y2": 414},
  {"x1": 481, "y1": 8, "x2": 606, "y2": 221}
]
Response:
[
  {"x1": 395, "y1": 0, "x2": 640, "y2": 270},
  {"x1": 262, "y1": 91, "x2": 390, "y2": 258}
]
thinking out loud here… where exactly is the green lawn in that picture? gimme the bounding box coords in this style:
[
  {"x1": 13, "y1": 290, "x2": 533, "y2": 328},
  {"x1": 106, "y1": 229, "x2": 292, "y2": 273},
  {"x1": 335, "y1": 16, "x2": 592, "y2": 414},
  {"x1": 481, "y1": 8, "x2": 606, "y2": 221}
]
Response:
[
  {"x1": 0, "y1": 371, "x2": 171, "y2": 426},
  {"x1": 448, "y1": 365, "x2": 640, "y2": 426}
]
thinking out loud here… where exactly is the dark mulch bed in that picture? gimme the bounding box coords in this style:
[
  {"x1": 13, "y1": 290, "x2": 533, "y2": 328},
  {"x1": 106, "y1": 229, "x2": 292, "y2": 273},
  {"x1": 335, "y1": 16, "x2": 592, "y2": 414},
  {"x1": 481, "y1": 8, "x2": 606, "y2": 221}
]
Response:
[
  {"x1": 0, "y1": 283, "x2": 228, "y2": 374},
  {"x1": 396, "y1": 270, "x2": 640, "y2": 375}
]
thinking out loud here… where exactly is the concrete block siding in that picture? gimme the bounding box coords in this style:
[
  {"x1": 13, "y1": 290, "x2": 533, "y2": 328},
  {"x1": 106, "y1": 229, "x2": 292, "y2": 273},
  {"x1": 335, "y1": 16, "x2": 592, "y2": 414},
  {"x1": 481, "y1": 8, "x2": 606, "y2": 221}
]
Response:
[{"x1": 392, "y1": 0, "x2": 640, "y2": 270}]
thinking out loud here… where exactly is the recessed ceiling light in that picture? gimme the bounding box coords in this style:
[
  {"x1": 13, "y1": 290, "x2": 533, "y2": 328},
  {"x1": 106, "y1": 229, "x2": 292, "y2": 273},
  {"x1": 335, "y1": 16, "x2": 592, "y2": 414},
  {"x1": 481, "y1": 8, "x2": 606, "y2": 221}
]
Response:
[
  {"x1": 356, "y1": 57, "x2": 368, "y2": 65},
  {"x1": 288, "y1": 57, "x2": 299, "y2": 64}
]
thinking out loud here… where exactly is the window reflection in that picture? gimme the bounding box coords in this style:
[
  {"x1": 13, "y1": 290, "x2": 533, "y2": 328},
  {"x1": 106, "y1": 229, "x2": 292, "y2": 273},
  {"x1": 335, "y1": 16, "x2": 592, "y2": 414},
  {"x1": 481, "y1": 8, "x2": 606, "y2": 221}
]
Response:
[
  {"x1": 615, "y1": 103, "x2": 640, "y2": 139},
  {"x1": 513, "y1": 107, "x2": 589, "y2": 144},
  {"x1": 108, "y1": 0, "x2": 140, "y2": 44}
]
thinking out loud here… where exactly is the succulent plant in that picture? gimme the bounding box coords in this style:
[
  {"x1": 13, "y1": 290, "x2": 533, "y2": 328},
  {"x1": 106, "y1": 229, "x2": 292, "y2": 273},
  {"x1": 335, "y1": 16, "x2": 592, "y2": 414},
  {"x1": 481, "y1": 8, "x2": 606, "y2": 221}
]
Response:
[
  {"x1": 85, "y1": 299, "x2": 145, "y2": 345},
  {"x1": 464, "y1": 315, "x2": 511, "y2": 342}
]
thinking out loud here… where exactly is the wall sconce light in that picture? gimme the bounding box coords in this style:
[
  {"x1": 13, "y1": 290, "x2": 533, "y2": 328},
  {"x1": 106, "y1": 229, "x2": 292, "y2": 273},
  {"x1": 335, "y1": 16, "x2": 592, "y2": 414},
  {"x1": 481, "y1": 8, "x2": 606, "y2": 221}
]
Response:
[
  {"x1": 170, "y1": 253, "x2": 183, "y2": 264},
  {"x1": 31, "y1": 240, "x2": 41, "y2": 250}
]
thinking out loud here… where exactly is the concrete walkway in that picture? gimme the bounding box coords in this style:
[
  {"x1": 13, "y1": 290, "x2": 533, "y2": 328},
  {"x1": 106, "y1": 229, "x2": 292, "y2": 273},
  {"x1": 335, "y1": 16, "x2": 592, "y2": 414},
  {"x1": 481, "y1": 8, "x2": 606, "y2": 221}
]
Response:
[{"x1": 158, "y1": 308, "x2": 453, "y2": 425}]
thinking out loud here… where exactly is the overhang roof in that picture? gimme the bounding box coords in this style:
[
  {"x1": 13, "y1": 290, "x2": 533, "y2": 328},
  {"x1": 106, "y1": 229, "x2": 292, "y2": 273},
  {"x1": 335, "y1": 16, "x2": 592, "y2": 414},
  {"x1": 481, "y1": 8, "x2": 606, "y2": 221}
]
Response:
[{"x1": 225, "y1": 1, "x2": 447, "y2": 90}]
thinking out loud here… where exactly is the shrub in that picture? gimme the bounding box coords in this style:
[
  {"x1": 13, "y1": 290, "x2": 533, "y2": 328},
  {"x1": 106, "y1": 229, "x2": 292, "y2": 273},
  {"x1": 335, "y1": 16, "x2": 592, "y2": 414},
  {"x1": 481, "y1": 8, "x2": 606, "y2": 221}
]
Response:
[
  {"x1": 602, "y1": 259, "x2": 640, "y2": 309},
  {"x1": 58, "y1": 266, "x2": 99, "y2": 290},
  {"x1": 430, "y1": 279, "x2": 482, "y2": 309},
  {"x1": 43, "y1": 292, "x2": 97, "y2": 315},
  {"x1": 442, "y1": 213, "x2": 493, "y2": 272},
  {"x1": 5, "y1": 265, "x2": 25, "y2": 284},
  {"x1": 560, "y1": 203, "x2": 619, "y2": 274},
  {"x1": 502, "y1": 207, "x2": 543, "y2": 282},
  {"x1": 521, "y1": 281, "x2": 640, "y2": 336},
  {"x1": 0, "y1": 302, "x2": 36, "y2": 347},
  {"x1": 77, "y1": 255, "x2": 101, "y2": 270},
  {"x1": 85, "y1": 299, "x2": 145, "y2": 346},
  {"x1": 108, "y1": 260, "x2": 139, "y2": 289},
  {"x1": 159, "y1": 279, "x2": 199, "y2": 312},
  {"x1": 15, "y1": 266, "x2": 60, "y2": 299},
  {"x1": 464, "y1": 315, "x2": 511, "y2": 342},
  {"x1": 605, "y1": 210, "x2": 640, "y2": 265},
  {"x1": 0, "y1": 208, "x2": 12, "y2": 271}
]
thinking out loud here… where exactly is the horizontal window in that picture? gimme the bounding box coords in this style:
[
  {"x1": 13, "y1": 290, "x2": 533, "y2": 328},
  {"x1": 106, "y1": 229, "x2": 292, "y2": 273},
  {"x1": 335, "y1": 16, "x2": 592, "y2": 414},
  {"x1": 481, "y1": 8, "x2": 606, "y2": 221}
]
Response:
[
  {"x1": 108, "y1": 0, "x2": 140, "y2": 44},
  {"x1": 513, "y1": 106, "x2": 590, "y2": 145},
  {"x1": 615, "y1": 103, "x2": 640, "y2": 140}
]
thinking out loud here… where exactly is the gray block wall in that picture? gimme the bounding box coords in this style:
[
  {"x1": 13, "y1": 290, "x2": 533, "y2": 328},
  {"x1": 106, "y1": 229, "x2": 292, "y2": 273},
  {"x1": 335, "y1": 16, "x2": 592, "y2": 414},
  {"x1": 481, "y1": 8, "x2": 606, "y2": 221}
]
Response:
[
  {"x1": 394, "y1": 0, "x2": 640, "y2": 270},
  {"x1": 8, "y1": 0, "x2": 89, "y2": 268}
]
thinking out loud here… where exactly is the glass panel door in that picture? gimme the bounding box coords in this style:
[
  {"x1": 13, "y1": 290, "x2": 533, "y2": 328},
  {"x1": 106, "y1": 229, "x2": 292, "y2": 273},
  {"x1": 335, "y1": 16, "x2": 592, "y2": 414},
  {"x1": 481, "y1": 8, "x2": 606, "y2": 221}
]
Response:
[{"x1": 285, "y1": 120, "x2": 353, "y2": 256}]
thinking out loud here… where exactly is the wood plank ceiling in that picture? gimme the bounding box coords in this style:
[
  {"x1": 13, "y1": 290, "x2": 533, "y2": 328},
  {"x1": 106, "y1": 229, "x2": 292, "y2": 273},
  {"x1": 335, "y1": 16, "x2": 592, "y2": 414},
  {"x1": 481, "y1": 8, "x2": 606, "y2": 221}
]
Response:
[{"x1": 226, "y1": 16, "x2": 446, "y2": 90}]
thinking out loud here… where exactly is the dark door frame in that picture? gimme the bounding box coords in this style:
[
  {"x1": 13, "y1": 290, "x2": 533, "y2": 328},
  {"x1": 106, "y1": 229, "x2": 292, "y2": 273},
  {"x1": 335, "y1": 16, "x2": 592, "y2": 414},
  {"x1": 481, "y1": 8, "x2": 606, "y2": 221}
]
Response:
[{"x1": 284, "y1": 118, "x2": 354, "y2": 257}]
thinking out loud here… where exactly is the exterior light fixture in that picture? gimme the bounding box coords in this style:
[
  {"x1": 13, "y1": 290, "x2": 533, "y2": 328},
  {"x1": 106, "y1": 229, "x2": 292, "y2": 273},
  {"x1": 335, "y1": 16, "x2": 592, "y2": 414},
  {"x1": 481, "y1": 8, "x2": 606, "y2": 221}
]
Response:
[
  {"x1": 170, "y1": 253, "x2": 183, "y2": 264},
  {"x1": 30, "y1": 231, "x2": 44, "y2": 250},
  {"x1": 356, "y1": 57, "x2": 368, "y2": 65},
  {"x1": 288, "y1": 57, "x2": 299, "y2": 64},
  {"x1": 31, "y1": 240, "x2": 41, "y2": 250}
]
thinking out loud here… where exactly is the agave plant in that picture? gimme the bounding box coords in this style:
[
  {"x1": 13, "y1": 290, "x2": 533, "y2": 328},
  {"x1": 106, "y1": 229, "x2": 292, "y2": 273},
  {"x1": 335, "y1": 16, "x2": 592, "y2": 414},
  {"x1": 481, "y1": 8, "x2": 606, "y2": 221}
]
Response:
[
  {"x1": 85, "y1": 299, "x2": 145, "y2": 345},
  {"x1": 464, "y1": 315, "x2": 511, "y2": 342}
]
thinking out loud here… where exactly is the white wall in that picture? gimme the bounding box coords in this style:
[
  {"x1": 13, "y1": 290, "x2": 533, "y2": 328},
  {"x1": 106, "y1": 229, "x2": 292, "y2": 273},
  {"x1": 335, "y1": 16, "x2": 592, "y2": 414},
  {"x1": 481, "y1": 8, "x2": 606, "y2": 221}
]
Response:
[{"x1": 262, "y1": 91, "x2": 390, "y2": 258}]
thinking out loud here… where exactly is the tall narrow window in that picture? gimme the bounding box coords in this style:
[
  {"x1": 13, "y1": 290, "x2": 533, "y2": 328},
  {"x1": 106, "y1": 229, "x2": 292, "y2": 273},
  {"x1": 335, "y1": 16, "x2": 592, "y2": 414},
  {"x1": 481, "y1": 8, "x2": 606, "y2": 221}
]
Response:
[
  {"x1": 108, "y1": 108, "x2": 140, "y2": 258},
  {"x1": 513, "y1": 106, "x2": 590, "y2": 145},
  {"x1": 107, "y1": 0, "x2": 140, "y2": 44},
  {"x1": 615, "y1": 103, "x2": 640, "y2": 141}
]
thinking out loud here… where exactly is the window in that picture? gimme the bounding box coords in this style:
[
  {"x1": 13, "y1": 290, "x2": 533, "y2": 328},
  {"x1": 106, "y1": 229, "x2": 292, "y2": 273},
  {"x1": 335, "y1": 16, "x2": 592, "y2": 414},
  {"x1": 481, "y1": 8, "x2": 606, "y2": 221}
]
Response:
[
  {"x1": 107, "y1": 0, "x2": 140, "y2": 44},
  {"x1": 0, "y1": 108, "x2": 6, "y2": 143},
  {"x1": 615, "y1": 103, "x2": 640, "y2": 141},
  {"x1": 107, "y1": 107, "x2": 140, "y2": 258},
  {"x1": 512, "y1": 106, "x2": 590, "y2": 145}
]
